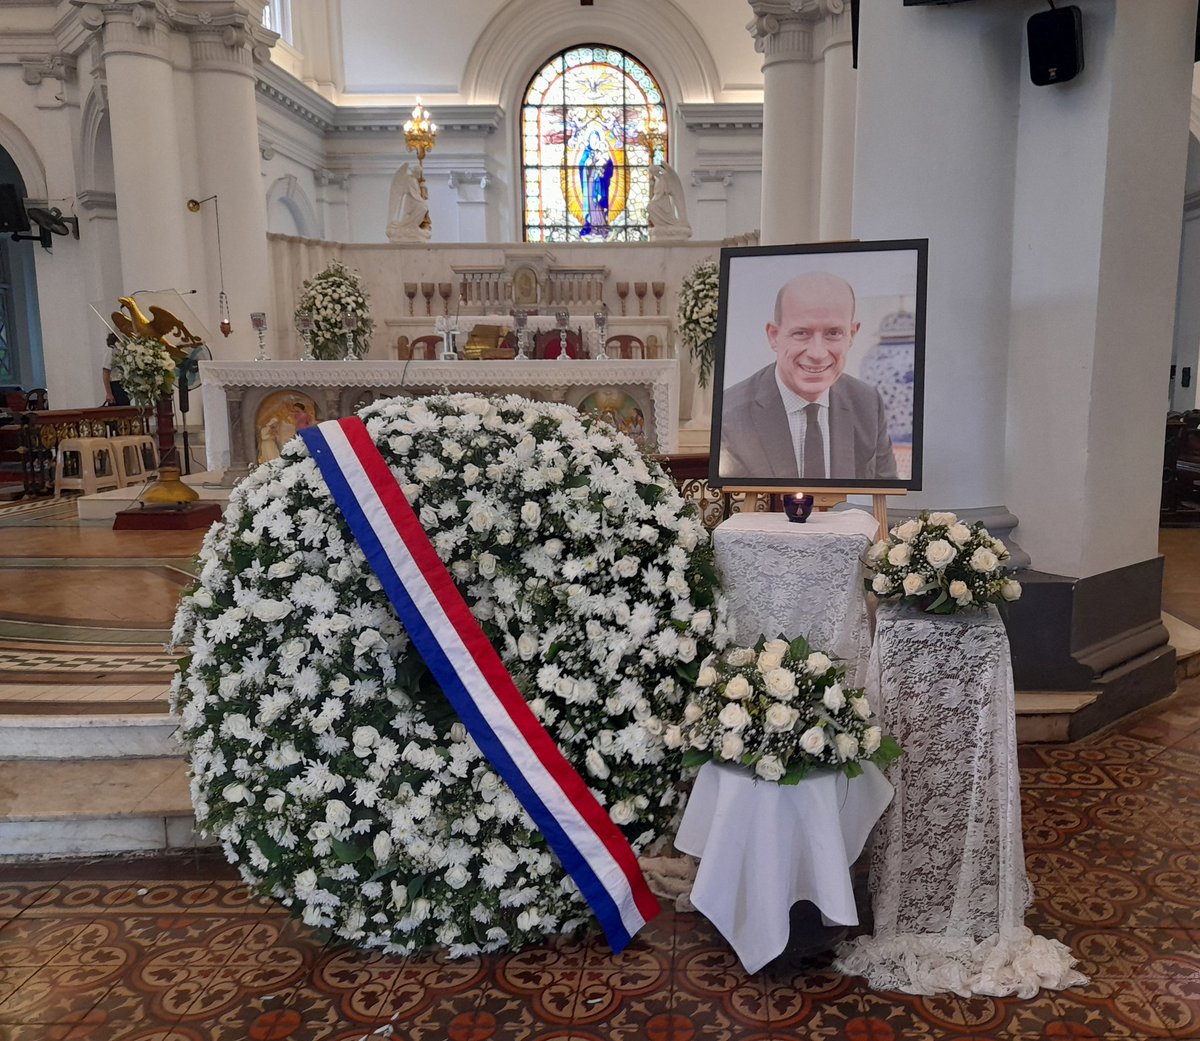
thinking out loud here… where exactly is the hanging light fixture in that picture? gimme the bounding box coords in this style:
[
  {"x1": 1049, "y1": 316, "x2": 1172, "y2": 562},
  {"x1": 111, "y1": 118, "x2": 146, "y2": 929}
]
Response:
[{"x1": 186, "y1": 194, "x2": 232, "y2": 337}]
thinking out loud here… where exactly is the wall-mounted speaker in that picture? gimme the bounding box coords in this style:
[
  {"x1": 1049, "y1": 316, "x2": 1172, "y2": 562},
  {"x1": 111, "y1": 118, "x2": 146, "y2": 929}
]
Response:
[
  {"x1": 1028, "y1": 5, "x2": 1084, "y2": 86},
  {"x1": 0, "y1": 184, "x2": 30, "y2": 234}
]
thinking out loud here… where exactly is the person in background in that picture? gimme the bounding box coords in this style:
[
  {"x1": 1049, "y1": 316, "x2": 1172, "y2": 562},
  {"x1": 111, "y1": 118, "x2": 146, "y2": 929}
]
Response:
[{"x1": 101, "y1": 332, "x2": 129, "y2": 406}]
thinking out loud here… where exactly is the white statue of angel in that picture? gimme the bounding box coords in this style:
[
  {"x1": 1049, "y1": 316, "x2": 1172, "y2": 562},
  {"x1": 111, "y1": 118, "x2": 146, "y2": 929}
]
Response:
[
  {"x1": 386, "y1": 162, "x2": 431, "y2": 243},
  {"x1": 648, "y1": 162, "x2": 692, "y2": 241}
]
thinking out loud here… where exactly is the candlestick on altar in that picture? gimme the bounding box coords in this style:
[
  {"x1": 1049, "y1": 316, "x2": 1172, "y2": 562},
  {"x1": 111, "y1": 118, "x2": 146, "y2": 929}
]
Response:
[
  {"x1": 513, "y1": 308, "x2": 530, "y2": 361},
  {"x1": 295, "y1": 311, "x2": 315, "y2": 361},
  {"x1": 593, "y1": 304, "x2": 609, "y2": 361},
  {"x1": 555, "y1": 309, "x2": 571, "y2": 361},
  {"x1": 340, "y1": 312, "x2": 359, "y2": 361},
  {"x1": 250, "y1": 311, "x2": 269, "y2": 361}
]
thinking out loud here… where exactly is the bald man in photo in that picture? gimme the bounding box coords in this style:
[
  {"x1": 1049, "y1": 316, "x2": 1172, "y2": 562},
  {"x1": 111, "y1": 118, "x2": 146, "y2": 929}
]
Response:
[{"x1": 718, "y1": 272, "x2": 899, "y2": 482}]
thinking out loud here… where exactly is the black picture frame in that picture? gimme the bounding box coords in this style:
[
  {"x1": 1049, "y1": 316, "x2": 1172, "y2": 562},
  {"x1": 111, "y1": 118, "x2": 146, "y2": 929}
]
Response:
[{"x1": 708, "y1": 238, "x2": 928, "y2": 491}]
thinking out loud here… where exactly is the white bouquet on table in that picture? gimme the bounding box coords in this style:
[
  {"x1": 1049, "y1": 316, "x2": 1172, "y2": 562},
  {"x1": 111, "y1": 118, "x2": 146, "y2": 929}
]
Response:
[
  {"x1": 864, "y1": 511, "x2": 1022, "y2": 613},
  {"x1": 673, "y1": 635, "x2": 901, "y2": 784},
  {"x1": 294, "y1": 259, "x2": 373, "y2": 359},
  {"x1": 676, "y1": 259, "x2": 720, "y2": 388},
  {"x1": 113, "y1": 336, "x2": 177, "y2": 408}
]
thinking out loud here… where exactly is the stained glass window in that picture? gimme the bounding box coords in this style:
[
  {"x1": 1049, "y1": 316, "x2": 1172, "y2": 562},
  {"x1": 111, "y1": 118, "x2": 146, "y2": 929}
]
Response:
[{"x1": 521, "y1": 46, "x2": 667, "y2": 243}]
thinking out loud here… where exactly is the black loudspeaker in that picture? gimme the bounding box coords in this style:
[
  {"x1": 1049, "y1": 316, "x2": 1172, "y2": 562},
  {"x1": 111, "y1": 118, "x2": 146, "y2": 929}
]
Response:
[
  {"x1": 0, "y1": 184, "x2": 30, "y2": 234},
  {"x1": 1028, "y1": 5, "x2": 1084, "y2": 86}
]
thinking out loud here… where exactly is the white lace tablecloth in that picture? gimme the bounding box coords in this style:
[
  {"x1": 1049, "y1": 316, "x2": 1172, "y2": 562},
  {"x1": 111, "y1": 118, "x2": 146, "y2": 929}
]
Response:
[
  {"x1": 834, "y1": 604, "x2": 1087, "y2": 997},
  {"x1": 713, "y1": 510, "x2": 877, "y2": 687},
  {"x1": 675, "y1": 760, "x2": 893, "y2": 974}
]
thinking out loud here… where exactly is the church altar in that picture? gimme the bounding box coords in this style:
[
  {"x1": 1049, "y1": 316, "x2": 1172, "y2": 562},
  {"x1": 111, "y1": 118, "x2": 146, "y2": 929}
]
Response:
[
  {"x1": 382, "y1": 314, "x2": 675, "y2": 358},
  {"x1": 199, "y1": 358, "x2": 680, "y2": 483}
]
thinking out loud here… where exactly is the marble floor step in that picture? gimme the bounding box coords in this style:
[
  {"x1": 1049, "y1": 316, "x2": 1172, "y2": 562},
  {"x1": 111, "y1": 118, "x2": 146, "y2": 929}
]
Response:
[
  {"x1": 0, "y1": 756, "x2": 209, "y2": 859},
  {"x1": 0, "y1": 713, "x2": 183, "y2": 759},
  {"x1": 1015, "y1": 690, "x2": 1100, "y2": 743}
]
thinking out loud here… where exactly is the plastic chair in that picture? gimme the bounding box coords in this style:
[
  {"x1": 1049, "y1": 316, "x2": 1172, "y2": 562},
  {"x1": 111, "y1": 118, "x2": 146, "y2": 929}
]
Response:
[
  {"x1": 110, "y1": 434, "x2": 159, "y2": 487},
  {"x1": 54, "y1": 437, "x2": 120, "y2": 496}
]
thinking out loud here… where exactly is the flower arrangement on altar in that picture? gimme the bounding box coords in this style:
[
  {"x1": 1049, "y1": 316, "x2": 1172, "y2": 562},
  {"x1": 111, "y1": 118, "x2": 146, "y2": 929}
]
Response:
[
  {"x1": 677, "y1": 259, "x2": 720, "y2": 388},
  {"x1": 294, "y1": 259, "x2": 374, "y2": 359},
  {"x1": 864, "y1": 511, "x2": 1022, "y2": 613},
  {"x1": 170, "y1": 393, "x2": 729, "y2": 955},
  {"x1": 113, "y1": 336, "x2": 177, "y2": 407},
  {"x1": 675, "y1": 636, "x2": 901, "y2": 783}
]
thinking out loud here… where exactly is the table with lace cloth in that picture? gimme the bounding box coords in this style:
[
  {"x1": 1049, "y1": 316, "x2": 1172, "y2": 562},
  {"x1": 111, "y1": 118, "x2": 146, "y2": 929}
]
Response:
[
  {"x1": 712, "y1": 510, "x2": 878, "y2": 687},
  {"x1": 833, "y1": 604, "x2": 1087, "y2": 998}
]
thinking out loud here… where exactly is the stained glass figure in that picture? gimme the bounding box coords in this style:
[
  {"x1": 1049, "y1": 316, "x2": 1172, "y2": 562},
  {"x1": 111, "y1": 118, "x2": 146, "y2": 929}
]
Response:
[{"x1": 522, "y1": 46, "x2": 667, "y2": 243}]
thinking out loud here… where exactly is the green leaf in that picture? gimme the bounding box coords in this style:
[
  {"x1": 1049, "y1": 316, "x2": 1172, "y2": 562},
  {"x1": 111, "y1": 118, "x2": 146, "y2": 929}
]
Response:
[
  {"x1": 407, "y1": 874, "x2": 428, "y2": 900},
  {"x1": 676, "y1": 660, "x2": 700, "y2": 685},
  {"x1": 331, "y1": 837, "x2": 367, "y2": 864},
  {"x1": 788, "y1": 635, "x2": 812, "y2": 660},
  {"x1": 681, "y1": 747, "x2": 712, "y2": 769},
  {"x1": 545, "y1": 642, "x2": 563, "y2": 663},
  {"x1": 778, "y1": 762, "x2": 810, "y2": 785},
  {"x1": 873, "y1": 735, "x2": 903, "y2": 765},
  {"x1": 842, "y1": 760, "x2": 864, "y2": 779}
]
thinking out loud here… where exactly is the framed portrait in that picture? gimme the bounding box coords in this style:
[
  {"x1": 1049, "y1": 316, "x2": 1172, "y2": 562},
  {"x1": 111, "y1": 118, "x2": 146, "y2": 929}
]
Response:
[{"x1": 708, "y1": 239, "x2": 928, "y2": 491}]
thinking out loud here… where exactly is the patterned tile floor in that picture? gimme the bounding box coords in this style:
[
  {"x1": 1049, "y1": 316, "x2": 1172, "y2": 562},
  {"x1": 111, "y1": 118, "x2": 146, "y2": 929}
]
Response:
[{"x1": 2, "y1": 676, "x2": 1200, "y2": 1041}]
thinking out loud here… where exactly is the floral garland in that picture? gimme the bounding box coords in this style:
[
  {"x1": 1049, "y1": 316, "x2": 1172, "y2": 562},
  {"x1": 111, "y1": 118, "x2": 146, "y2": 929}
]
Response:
[
  {"x1": 170, "y1": 393, "x2": 729, "y2": 955},
  {"x1": 676, "y1": 636, "x2": 900, "y2": 783},
  {"x1": 113, "y1": 336, "x2": 177, "y2": 408},
  {"x1": 294, "y1": 260, "x2": 374, "y2": 360},
  {"x1": 864, "y1": 511, "x2": 1022, "y2": 613},
  {"x1": 676, "y1": 259, "x2": 720, "y2": 388}
]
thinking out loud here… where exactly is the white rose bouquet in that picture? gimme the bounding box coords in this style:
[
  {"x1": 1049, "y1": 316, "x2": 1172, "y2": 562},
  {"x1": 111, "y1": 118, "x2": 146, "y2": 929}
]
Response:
[
  {"x1": 863, "y1": 510, "x2": 1023, "y2": 613},
  {"x1": 294, "y1": 259, "x2": 374, "y2": 359},
  {"x1": 675, "y1": 635, "x2": 901, "y2": 783},
  {"x1": 676, "y1": 259, "x2": 720, "y2": 387},
  {"x1": 113, "y1": 336, "x2": 177, "y2": 407}
]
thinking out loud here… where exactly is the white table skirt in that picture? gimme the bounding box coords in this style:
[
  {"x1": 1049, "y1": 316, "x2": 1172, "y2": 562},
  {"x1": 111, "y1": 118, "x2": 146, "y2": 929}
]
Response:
[
  {"x1": 834, "y1": 603, "x2": 1087, "y2": 997},
  {"x1": 675, "y1": 760, "x2": 893, "y2": 974},
  {"x1": 713, "y1": 509, "x2": 878, "y2": 688}
]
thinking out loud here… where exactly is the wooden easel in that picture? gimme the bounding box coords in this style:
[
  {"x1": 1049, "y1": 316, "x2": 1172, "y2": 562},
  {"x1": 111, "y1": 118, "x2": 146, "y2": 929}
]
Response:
[{"x1": 727, "y1": 486, "x2": 907, "y2": 534}]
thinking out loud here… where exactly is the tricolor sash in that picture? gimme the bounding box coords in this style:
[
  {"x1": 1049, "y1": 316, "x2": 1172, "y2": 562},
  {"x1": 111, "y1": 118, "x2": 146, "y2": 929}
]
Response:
[{"x1": 299, "y1": 417, "x2": 659, "y2": 952}]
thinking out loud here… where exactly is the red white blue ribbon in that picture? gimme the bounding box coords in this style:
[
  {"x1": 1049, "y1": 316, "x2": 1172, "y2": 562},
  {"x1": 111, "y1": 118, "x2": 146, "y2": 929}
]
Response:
[{"x1": 299, "y1": 416, "x2": 659, "y2": 952}]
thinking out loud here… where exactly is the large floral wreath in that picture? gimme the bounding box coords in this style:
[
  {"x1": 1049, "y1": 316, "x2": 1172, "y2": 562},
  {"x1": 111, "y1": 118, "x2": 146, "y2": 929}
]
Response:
[{"x1": 170, "y1": 394, "x2": 728, "y2": 955}]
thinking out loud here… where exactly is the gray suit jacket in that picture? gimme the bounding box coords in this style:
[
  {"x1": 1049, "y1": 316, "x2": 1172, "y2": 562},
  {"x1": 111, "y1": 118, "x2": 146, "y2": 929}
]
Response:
[{"x1": 718, "y1": 364, "x2": 900, "y2": 482}]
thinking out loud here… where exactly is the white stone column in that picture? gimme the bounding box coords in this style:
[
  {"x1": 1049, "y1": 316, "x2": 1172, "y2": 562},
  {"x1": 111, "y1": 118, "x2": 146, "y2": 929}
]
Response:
[
  {"x1": 749, "y1": 0, "x2": 856, "y2": 245},
  {"x1": 82, "y1": 3, "x2": 193, "y2": 298},
  {"x1": 189, "y1": 16, "x2": 275, "y2": 360}
]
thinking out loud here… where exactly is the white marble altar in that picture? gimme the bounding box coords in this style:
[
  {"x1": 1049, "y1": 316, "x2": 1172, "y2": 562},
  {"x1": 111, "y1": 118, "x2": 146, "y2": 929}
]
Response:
[{"x1": 200, "y1": 358, "x2": 680, "y2": 482}]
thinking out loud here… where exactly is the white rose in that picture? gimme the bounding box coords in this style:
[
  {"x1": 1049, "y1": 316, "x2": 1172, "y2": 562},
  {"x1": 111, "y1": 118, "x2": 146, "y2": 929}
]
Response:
[
  {"x1": 683, "y1": 702, "x2": 704, "y2": 723},
  {"x1": 352, "y1": 725, "x2": 379, "y2": 748},
  {"x1": 823, "y1": 682, "x2": 846, "y2": 711},
  {"x1": 444, "y1": 864, "x2": 470, "y2": 890},
  {"x1": 720, "y1": 732, "x2": 745, "y2": 761},
  {"x1": 724, "y1": 675, "x2": 751, "y2": 701},
  {"x1": 718, "y1": 702, "x2": 751, "y2": 731},
  {"x1": 950, "y1": 579, "x2": 973, "y2": 606},
  {"x1": 697, "y1": 665, "x2": 718, "y2": 687},
  {"x1": 610, "y1": 799, "x2": 636, "y2": 825},
  {"x1": 764, "y1": 667, "x2": 797, "y2": 700},
  {"x1": 677, "y1": 636, "x2": 698, "y2": 663},
  {"x1": 764, "y1": 703, "x2": 800, "y2": 732},
  {"x1": 850, "y1": 696, "x2": 871, "y2": 720},
  {"x1": 863, "y1": 726, "x2": 882, "y2": 755},
  {"x1": 925, "y1": 539, "x2": 957, "y2": 570},
  {"x1": 834, "y1": 733, "x2": 860, "y2": 760},
  {"x1": 887, "y1": 544, "x2": 912, "y2": 567},
  {"x1": 223, "y1": 782, "x2": 250, "y2": 804},
  {"x1": 970, "y1": 547, "x2": 999, "y2": 573},
  {"x1": 691, "y1": 609, "x2": 713, "y2": 634},
  {"x1": 948, "y1": 522, "x2": 973, "y2": 546},
  {"x1": 755, "y1": 754, "x2": 786, "y2": 781},
  {"x1": 893, "y1": 518, "x2": 922, "y2": 542},
  {"x1": 663, "y1": 724, "x2": 684, "y2": 748},
  {"x1": 805, "y1": 652, "x2": 832, "y2": 676},
  {"x1": 725, "y1": 647, "x2": 755, "y2": 667},
  {"x1": 928, "y1": 511, "x2": 958, "y2": 527},
  {"x1": 585, "y1": 748, "x2": 610, "y2": 779},
  {"x1": 872, "y1": 573, "x2": 894, "y2": 595},
  {"x1": 517, "y1": 632, "x2": 538, "y2": 660},
  {"x1": 520, "y1": 502, "x2": 542, "y2": 527},
  {"x1": 250, "y1": 599, "x2": 292, "y2": 622},
  {"x1": 865, "y1": 540, "x2": 889, "y2": 566},
  {"x1": 325, "y1": 800, "x2": 351, "y2": 827},
  {"x1": 762, "y1": 638, "x2": 790, "y2": 656},
  {"x1": 373, "y1": 832, "x2": 393, "y2": 863},
  {"x1": 902, "y1": 573, "x2": 925, "y2": 596},
  {"x1": 757, "y1": 649, "x2": 784, "y2": 673},
  {"x1": 799, "y1": 726, "x2": 826, "y2": 755},
  {"x1": 1001, "y1": 578, "x2": 1022, "y2": 601},
  {"x1": 192, "y1": 588, "x2": 213, "y2": 609},
  {"x1": 477, "y1": 552, "x2": 497, "y2": 579}
]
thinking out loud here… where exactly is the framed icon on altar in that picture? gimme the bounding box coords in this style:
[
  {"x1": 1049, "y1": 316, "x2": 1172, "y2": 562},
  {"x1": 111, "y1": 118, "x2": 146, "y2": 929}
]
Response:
[
  {"x1": 255, "y1": 390, "x2": 318, "y2": 464},
  {"x1": 709, "y1": 239, "x2": 928, "y2": 491}
]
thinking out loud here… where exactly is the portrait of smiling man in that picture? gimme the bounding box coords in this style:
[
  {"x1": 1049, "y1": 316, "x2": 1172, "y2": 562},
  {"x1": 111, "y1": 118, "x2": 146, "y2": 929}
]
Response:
[{"x1": 718, "y1": 270, "x2": 900, "y2": 483}]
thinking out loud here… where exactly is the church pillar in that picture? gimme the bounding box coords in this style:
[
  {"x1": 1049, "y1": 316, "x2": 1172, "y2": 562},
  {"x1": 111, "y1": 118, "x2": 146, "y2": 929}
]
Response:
[
  {"x1": 189, "y1": 15, "x2": 275, "y2": 360},
  {"x1": 80, "y1": 2, "x2": 193, "y2": 299},
  {"x1": 748, "y1": 0, "x2": 856, "y2": 245},
  {"x1": 852, "y1": 0, "x2": 1196, "y2": 731}
]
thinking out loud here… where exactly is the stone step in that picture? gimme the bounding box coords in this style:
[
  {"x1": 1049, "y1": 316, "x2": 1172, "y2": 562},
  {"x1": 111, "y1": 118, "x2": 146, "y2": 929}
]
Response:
[
  {"x1": 0, "y1": 713, "x2": 182, "y2": 759},
  {"x1": 1014, "y1": 690, "x2": 1100, "y2": 743},
  {"x1": 0, "y1": 756, "x2": 209, "y2": 860}
]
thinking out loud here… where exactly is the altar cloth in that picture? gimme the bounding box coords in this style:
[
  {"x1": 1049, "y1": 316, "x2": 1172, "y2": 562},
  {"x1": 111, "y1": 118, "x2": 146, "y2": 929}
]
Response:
[{"x1": 675, "y1": 760, "x2": 893, "y2": 974}]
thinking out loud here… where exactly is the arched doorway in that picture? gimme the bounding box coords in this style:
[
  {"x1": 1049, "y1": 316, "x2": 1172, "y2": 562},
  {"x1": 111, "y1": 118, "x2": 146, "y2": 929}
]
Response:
[{"x1": 0, "y1": 144, "x2": 45, "y2": 392}]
